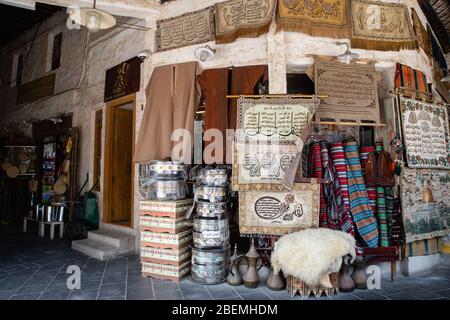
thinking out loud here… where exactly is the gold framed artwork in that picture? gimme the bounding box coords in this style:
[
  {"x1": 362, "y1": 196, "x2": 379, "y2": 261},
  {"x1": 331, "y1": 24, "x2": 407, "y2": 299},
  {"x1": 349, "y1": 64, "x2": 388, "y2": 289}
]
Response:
[{"x1": 239, "y1": 183, "x2": 320, "y2": 236}]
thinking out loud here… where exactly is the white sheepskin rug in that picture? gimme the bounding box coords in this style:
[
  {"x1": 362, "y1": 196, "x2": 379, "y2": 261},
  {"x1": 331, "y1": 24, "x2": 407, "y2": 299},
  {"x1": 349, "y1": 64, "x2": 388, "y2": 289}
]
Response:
[{"x1": 271, "y1": 228, "x2": 356, "y2": 287}]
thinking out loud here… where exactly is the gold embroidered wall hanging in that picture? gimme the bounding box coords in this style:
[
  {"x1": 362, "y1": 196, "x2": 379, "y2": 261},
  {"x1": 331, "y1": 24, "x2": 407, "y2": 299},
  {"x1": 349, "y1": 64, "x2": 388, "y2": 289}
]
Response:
[
  {"x1": 239, "y1": 183, "x2": 320, "y2": 236},
  {"x1": 156, "y1": 7, "x2": 215, "y2": 52},
  {"x1": 314, "y1": 57, "x2": 380, "y2": 124},
  {"x1": 350, "y1": 0, "x2": 417, "y2": 51},
  {"x1": 215, "y1": 0, "x2": 276, "y2": 44},
  {"x1": 411, "y1": 8, "x2": 431, "y2": 57},
  {"x1": 399, "y1": 96, "x2": 450, "y2": 169},
  {"x1": 277, "y1": 0, "x2": 351, "y2": 39}
]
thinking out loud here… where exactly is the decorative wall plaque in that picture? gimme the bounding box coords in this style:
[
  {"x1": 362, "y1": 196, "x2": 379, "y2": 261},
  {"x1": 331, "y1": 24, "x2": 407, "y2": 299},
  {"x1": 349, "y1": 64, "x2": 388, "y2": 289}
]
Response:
[
  {"x1": 232, "y1": 143, "x2": 298, "y2": 191},
  {"x1": 236, "y1": 96, "x2": 319, "y2": 145},
  {"x1": 401, "y1": 168, "x2": 450, "y2": 243},
  {"x1": 215, "y1": 0, "x2": 276, "y2": 44},
  {"x1": 350, "y1": 0, "x2": 416, "y2": 51},
  {"x1": 239, "y1": 183, "x2": 320, "y2": 236},
  {"x1": 314, "y1": 57, "x2": 380, "y2": 123},
  {"x1": 156, "y1": 7, "x2": 215, "y2": 52},
  {"x1": 104, "y1": 57, "x2": 141, "y2": 102},
  {"x1": 400, "y1": 96, "x2": 450, "y2": 169}
]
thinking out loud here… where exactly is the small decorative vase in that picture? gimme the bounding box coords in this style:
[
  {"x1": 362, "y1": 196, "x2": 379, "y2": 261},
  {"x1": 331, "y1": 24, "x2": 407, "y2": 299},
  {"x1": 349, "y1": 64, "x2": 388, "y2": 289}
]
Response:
[
  {"x1": 351, "y1": 258, "x2": 368, "y2": 289},
  {"x1": 339, "y1": 259, "x2": 355, "y2": 292},
  {"x1": 266, "y1": 269, "x2": 285, "y2": 291}
]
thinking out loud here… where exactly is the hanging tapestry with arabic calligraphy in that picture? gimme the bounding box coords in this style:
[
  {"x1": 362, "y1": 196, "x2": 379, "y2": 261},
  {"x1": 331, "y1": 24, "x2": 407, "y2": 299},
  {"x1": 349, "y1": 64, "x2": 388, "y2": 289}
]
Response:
[
  {"x1": 350, "y1": 0, "x2": 416, "y2": 51},
  {"x1": 214, "y1": 0, "x2": 276, "y2": 44},
  {"x1": 239, "y1": 183, "x2": 320, "y2": 236},
  {"x1": 156, "y1": 7, "x2": 215, "y2": 52},
  {"x1": 314, "y1": 57, "x2": 380, "y2": 123},
  {"x1": 235, "y1": 96, "x2": 320, "y2": 145},
  {"x1": 400, "y1": 96, "x2": 450, "y2": 169},
  {"x1": 411, "y1": 8, "x2": 431, "y2": 58},
  {"x1": 277, "y1": 0, "x2": 351, "y2": 39}
]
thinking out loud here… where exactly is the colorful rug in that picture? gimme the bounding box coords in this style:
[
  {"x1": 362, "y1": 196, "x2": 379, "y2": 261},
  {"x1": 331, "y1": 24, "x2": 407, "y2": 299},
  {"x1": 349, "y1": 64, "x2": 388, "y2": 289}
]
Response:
[
  {"x1": 277, "y1": 0, "x2": 351, "y2": 39},
  {"x1": 215, "y1": 0, "x2": 276, "y2": 44},
  {"x1": 310, "y1": 142, "x2": 327, "y2": 228},
  {"x1": 156, "y1": 7, "x2": 215, "y2": 52},
  {"x1": 350, "y1": 0, "x2": 416, "y2": 51},
  {"x1": 344, "y1": 140, "x2": 379, "y2": 248}
]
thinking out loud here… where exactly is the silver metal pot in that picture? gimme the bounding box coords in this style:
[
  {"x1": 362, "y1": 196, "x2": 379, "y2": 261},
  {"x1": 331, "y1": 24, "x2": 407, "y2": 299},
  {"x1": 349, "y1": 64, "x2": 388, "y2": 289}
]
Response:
[
  {"x1": 193, "y1": 216, "x2": 229, "y2": 233},
  {"x1": 148, "y1": 179, "x2": 187, "y2": 200},
  {"x1": 55, "y1": 206, "x2": 65, "y2": 222},
  {"x1": 195, "y1": 185, "x2": 227, "y2": 202},
  {"x1": 195, "y1": 201, "x2": 227, "y2": 218},
  {"x1": 191, "y1": 245, "x2": 230, "y2": 266},
  {"x1": 146, "y1": 160, "x2": 187, "y2": 180},
  {"x1": 192, "y1": 230, "x2": 229, "y2": 249},
  {"x1": 197, "y1": 169, "x2": 228, "y2": 186},
  {"x1": 191, "y1": 262, "x2": 228, "y2": 285},
  {"x1": 34, "y1": 204, "x2": 43, "y2": 220},
  {"x1": 43, "y1": 206, "x2": 55, "y2": 222}
]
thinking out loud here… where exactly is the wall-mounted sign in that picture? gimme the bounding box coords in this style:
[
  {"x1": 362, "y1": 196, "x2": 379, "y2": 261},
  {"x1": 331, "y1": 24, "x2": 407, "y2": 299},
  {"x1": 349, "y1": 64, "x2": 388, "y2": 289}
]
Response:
[
  {"x1": 17, "y1": 73, "x2": 55, "y2": 105},
  {"x1": 104, "y1": 57, "x2": 141, "y2": 102}
]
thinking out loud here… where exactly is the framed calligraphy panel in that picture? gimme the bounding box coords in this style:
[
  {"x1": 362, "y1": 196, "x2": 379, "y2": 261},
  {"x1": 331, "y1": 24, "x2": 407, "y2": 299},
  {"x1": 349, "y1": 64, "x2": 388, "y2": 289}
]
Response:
[
  {"x1": 400, "y1": 96, "x2": 450, "y2": 169},
  {"x1": 314, "y1": 57, "x2": 380, "y2": 124},
  {"x1": 239, "y1": 183, "x2": 320, "y2": 236}
]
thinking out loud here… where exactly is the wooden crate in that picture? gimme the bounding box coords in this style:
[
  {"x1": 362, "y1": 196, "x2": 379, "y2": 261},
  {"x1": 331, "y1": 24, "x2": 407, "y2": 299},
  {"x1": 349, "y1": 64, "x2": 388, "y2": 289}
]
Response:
[
  {"x1": 287, "y1": 273, "x2": 339, "y2": 297},
  {"x1": 141, "y1": 260, "x2": 190, "y2": 283},
  {"x1": 139, "y1": 199, "x2": 193, "y2": 218},
  {"x1": 141, "y1": 229, "x2": 192, "y2": 250},
  {"x1": 140, "y1": 246, "x2": 191, "y2": 266},
  {"x1": 139, "y1": 215, "x2": 192, "y2": 234}
]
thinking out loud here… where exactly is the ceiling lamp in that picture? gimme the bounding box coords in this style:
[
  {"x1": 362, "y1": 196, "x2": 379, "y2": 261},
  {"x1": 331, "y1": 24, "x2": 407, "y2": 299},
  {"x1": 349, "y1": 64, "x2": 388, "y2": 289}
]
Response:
[
  {"x1": 336, "y1": 42, "x2": 359, "y2": 64},
  {"x1": 68, "y1": 0, "x2": 116, "y2": 32},
  {"x1": 194, "y1": 45, "x2": 216, "y2": 62}
]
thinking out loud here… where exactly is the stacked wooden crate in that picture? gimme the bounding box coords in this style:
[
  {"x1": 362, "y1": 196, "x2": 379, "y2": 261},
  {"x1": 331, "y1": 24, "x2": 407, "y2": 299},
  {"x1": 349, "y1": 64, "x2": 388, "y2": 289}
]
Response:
[{"x1": 139, "y1": 198, "x2": 193, "y2": 282}]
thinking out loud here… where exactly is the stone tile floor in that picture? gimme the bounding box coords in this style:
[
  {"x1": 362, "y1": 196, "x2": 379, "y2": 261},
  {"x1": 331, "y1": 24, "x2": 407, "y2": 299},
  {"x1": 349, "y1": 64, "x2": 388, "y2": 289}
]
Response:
[{"x1": 1, "y1": 223, "x2": 450, "y2": 300}]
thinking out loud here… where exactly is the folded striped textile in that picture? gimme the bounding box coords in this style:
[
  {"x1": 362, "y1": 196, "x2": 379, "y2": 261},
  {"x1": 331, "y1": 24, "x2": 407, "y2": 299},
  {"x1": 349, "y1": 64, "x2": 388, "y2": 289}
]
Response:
[
  {"x1": 320, "y1": 141, "x2": 329, "y2": 171},
  {"x1": 311, "y1": 142, "x2": 328, "y2": 228},
  {"x1": 344, "y1": 140, "x2": 379, "y2": 248},
  {"x1": 376, "y1": 187, "x2": 389, "y2": 247},
  {"x1": 330, "y1": 142, "x2": 350, "y2": 212},
  {"x1": 390, "y1": 196, "x2": 403, "y2": 246},
  {"x1": 385, "y1": 187, "x2": 394, "y2": 242}
]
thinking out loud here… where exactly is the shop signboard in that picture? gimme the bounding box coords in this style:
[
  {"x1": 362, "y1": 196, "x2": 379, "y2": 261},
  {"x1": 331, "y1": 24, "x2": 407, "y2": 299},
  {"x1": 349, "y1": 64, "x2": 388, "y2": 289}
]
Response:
[
  {"x1": 16, "y1": 73, "x2": 55, "y2": 105},
  {"x1": 104, "y1": 57, "x2": 141, "y2": 102}
]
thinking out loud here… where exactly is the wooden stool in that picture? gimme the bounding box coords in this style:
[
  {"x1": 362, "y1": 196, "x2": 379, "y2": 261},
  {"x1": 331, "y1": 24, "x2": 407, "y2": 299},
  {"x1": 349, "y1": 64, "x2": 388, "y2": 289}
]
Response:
[
  {"x1": 39, "y1": 221, "x2": 64, "y2": 240},
  {"x1": 286, "y1": 272, "x2": 339, "y2": 297},
  {"x1": 362, "y1": 246, "x2": 401, "y2": 282}
]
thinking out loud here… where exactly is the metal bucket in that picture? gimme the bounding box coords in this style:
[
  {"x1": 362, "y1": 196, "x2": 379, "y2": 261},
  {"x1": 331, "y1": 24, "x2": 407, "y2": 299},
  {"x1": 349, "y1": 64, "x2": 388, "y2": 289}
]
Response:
[
  {"x1": 55, "y1": 206, "x2": 65, "y2": 222},
  {"x1": 43, "y1": 206, "x2": 54, "y2": 222},
  {"x1": 191, "y1": 246, "x2": 230, "y2": 285}
]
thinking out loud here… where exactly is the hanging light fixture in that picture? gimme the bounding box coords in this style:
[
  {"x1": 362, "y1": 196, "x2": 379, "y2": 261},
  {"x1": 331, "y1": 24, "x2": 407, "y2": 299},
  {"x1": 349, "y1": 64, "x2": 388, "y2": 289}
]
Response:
[
  {"x1": 68, "y1": 0, "x2": 116, "y2": 32},
  {"x1": 336, "y1": 42, "x2": 359, "y2": 64},
  {"x1": 194, "y1": 45, "x2": 216, "y2": 62}
]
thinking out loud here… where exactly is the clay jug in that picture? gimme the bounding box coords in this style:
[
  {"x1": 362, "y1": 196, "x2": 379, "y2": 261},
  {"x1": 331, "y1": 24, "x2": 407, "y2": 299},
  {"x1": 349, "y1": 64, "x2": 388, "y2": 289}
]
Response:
[
  {"x1": 339, "y1": 257, "x2": 355, "y2": 292},
  {"x1": 351, "y1": 258, "x2": 368, "y2": 289},
  {"x1": 242, "y1": 238, "x2": 263, "y2": 289},
  {"x1": 266, "y1": 269, "x2": 285, "y2": 291}
]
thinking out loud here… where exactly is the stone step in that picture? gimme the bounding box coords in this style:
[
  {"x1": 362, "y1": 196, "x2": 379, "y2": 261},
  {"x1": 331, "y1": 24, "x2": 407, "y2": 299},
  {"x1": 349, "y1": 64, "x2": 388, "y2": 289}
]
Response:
[
  {"x1": 87, "y1": 229, "x2": 134, "y2": 249},
  {"x1": 71, "y1": 239, "x2": 134, "y2": 261}
]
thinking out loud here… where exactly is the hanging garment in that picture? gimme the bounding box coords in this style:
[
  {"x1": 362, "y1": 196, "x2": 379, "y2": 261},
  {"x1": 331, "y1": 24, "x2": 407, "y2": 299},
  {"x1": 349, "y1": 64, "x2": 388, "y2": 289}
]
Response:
[
  {"x1": 198, "y1": 68, "x2": 229, "y2": 163},
  {"x1": 360, "y1": 146, "x2": 377, "y2": 217},
  {"x1": 134, "y1": 62, "x2": 199, "y2": 162},
  {"x1": 363, "y1": 150, "x2": 395, "y2": 187},
  {"x1": 310, "y1": 142, "x2": 327, "y2": 228},
  {"x1": 344, "y1": 140, "x2": 379, "y2": 248}
]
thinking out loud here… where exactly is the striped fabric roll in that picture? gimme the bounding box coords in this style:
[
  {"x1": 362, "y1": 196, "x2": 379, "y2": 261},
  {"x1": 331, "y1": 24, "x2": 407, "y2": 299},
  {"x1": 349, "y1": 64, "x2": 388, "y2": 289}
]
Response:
[
  {"x1": 376, "y1": 187, "x2": 389, "y2": 247},
  {"x1": 311, "y1": 142, "x2": 328, "y2": 228},
  {"x1": 344, "y1": 140, "x2": 379, "y2": 248},
  {"x1": 390, "y1": 196, "x2": 402, "y2": 245},
  {"x1": 330, "y1": 142, "x2": 350, "y2": 212},
  {"x1": 320, "y1": 141, "x2": 329, "y2": 171}
]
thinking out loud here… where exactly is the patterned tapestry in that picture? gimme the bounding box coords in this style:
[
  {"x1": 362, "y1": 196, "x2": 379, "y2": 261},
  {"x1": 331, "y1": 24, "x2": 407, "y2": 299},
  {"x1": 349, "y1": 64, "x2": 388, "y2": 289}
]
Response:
[
  {"x1": 156, "y1": 7, "x2": 215, "y2": 52},
  {"x1": 314, "y1": 57, "x2": 380, "y2": 124},
  {"x1": 277, "y1": 0, "x2": 351, "y2": 39},
  {"x1": 394, "y1": 63, "x2": 429, "y2": 100},
  {"x1": 399, "y1": 96, "x2": 450, "y2": 169},
  {"x1": 239, "y1": 183, "x2": 320, "y2": 236},
  {"x1": 350, "y1": 0, "x2": 417, "y2": 51},
  {"x1": 401, "y1": 168, "x2": 450, "y2": 243},
  {"x1": 215, "y1": 0, "x2": 276, "y2": 44},
  {"x1": 411, "y1": 8, "x2": 431, "y2": 58}
]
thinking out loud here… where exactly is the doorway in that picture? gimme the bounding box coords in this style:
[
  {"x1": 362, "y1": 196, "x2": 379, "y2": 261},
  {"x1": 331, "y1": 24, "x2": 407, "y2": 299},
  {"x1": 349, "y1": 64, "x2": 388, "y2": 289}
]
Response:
[{"x1": 103, "y1": 94, "x2": 135, "y2": 228}]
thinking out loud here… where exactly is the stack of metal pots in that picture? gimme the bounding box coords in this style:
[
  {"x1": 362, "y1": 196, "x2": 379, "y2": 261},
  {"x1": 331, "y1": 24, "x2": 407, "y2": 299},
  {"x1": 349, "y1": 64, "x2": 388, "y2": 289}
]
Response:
[
  {"x1": 139, "y1": 160, "x2": 188, "y2": 201},
  {"x1": 190, "y1": 168, "x2": 231, "y2": 285}
]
